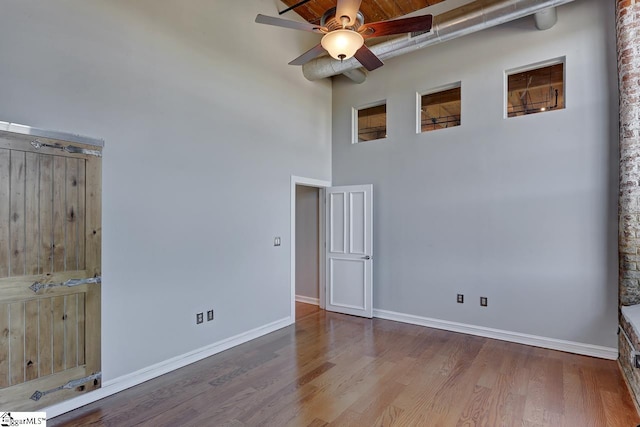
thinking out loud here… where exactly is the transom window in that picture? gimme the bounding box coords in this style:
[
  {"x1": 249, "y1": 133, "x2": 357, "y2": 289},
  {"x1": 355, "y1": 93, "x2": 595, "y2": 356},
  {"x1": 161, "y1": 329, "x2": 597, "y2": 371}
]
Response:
[
  {"x1": 354, "y1": 102, "x2": 387, "y2": 143},
  {"x1": 418, "y1": 83, "x2": 461, "y2": 133},
  {"x1": 506, "y1": 59, "x2": 565, "y2": 118}
]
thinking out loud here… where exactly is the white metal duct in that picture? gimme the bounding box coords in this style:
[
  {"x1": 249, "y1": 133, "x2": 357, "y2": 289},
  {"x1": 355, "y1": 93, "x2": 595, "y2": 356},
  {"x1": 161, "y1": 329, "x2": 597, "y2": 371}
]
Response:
[{"x1": 302, "y1": 0, "x2": 573, "y2": 82}]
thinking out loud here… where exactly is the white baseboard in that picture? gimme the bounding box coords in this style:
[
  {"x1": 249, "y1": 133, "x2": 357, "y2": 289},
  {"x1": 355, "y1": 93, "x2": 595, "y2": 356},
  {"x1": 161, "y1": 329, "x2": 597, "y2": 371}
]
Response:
[
  {"x1": 44, "y1": 316, "x2": 293, "y2": 418},
  {"x1": 295, "y1": 295, "x2": 319, "y2": 306},
  {"x1": 373, "y1": 309, "x2": 618, "y2": 360}
]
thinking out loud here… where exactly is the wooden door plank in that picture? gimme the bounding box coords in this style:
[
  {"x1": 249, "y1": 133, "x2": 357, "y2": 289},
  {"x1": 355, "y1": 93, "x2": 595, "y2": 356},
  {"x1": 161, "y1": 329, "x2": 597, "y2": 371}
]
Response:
[
  {"x1": 84, "y1": 156, "x2": 101, "y2": 383},
  {"x1": 10, "y1": 150, "x2": 26, "y2": 277},
  {"x1": 52, "y1": 156, "x2": 66, "y2": 272},
  {"x1": 77, "y1": 294, "x2": 85, "y2": 366},
  {"x1": 65, "y1": 158, "x2": 79, "y2": 272},
  {"x1": 38, "y1": 298, "x2": 53, "y2": 378},
  {"x1": 0, "y1": 149, "x2": 9, "y2": 278},
  {"x1": 52, "y1": 296, "x2": 65, "y2": 373},
  {"x1": 25, "y1": 152, "x2": 40, "y2": 275},
  {"x1": 9, "y1": 302, "x2": 25, "y2": 385},
  {"x1": 25, "y1": 299, "x2": 39, "y2": 381},
  {"x1": 0, "y1": 304, "x2": 9, "y2": 387},
  {"x1": 65, "y1": 294, "x2": 78, "y2": 369},
  {"x1": 84, "y1": 156, "x2": 101, "y2": 277},
  {"x1": 39, "y1": 154, "x2": 53, "y2": 274},
  {"x1": 77, "y1": 160, "x2": 86, "y2": 270}
]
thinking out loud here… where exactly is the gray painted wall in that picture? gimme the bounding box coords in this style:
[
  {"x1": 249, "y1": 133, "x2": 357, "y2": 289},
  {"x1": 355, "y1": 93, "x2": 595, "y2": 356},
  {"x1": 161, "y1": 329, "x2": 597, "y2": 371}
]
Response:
[
  {"x1": 331, "y1": 0, "x2": 619, "y2": 347},
  {"x1": 0, "y1": 0, "x2": 331, "y2": 380},
  {"x1": 296, "y1": 186, "x2": 320, "y2": 300}
]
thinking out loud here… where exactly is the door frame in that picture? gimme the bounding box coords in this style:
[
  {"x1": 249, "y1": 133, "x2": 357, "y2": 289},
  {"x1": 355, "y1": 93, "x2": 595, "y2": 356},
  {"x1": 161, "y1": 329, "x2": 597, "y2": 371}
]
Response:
[{"x1": 290, "y1": 175, "x2": 331, "y2": 321}]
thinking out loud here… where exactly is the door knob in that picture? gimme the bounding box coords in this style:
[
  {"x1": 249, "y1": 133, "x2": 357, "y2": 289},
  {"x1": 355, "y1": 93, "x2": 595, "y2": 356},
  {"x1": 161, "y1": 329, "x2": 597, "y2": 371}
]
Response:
[{"x1": 362, "y1": 255, "x2": 371, "y2": 260}]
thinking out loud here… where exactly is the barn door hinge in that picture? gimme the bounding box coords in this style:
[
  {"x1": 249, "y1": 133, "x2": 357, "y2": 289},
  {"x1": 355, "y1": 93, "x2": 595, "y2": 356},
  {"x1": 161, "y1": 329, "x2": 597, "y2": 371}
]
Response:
[
  {"x1": 30, "y1": 372, "x2": 102, "y2": 401},
  {"x1": 30, "y1": 276, "x2": 101, "y2": 293},
  {"x1": 31, "y1": 139, "x2": 102, "y2": 157}
]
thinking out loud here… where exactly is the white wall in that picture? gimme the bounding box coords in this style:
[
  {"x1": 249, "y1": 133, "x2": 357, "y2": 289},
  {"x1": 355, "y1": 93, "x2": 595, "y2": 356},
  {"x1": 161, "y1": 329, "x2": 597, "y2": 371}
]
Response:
[
  {"x1": 331, "y1": 0, "x2": 619, "y2": 348},
  {"x1": 0, "y1": 0, "x2": 331, "y2": 380},
  {"x1": 295, "y1": 186, "x2": 320, "y2": 300}
]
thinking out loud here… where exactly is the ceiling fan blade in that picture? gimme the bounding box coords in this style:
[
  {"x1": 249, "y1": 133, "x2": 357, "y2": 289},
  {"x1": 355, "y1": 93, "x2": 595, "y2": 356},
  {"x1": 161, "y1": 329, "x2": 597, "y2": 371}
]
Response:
[
  {"x1": 336, "y1": 0, "x2": 362, "y2": 27},
  {"x1": 255, "y1": 14, "x2": 325, "y2": 33},
  {"x1": 360, "y1": 14, "x2": 433, "y2": 38},
  {"x1": 289, "y1": 44, "x2": 327, "y2": 66},
  {"x1": 354, "y1": 44, "x2": 384, "y2": 71}
]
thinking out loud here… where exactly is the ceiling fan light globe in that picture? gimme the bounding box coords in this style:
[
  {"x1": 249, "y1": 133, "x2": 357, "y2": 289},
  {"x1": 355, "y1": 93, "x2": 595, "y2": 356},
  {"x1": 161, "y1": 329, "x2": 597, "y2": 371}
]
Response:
[{"x1": 321, "y1": 29, "x2": 364, "y2": 61}]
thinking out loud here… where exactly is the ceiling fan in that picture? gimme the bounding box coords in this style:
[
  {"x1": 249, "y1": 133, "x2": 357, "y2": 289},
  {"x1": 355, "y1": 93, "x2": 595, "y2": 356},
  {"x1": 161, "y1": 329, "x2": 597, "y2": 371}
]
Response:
[{"x1": 255, "y1": 0, "x2": 433, "y2": 71}]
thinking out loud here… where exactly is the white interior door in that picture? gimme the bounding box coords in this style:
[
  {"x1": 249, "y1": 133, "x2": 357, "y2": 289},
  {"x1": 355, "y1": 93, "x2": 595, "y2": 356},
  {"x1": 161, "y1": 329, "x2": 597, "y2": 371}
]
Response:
[{"x1": 325, "y1": 185, "x2": 373, "y2": 318}]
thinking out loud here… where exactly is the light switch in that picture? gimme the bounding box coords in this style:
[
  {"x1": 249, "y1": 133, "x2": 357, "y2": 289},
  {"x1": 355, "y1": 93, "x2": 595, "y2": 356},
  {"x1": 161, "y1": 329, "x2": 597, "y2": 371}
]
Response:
[{"x1": 274, "y1": 237, "x2": 281, "y2": 246}]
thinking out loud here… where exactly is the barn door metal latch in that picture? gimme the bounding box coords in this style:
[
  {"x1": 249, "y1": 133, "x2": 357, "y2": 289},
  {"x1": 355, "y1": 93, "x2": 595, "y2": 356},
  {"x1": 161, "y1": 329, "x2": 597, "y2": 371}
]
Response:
[
  {"x1": 31, "y1": 139, "x2": 102, "y2": 157},
  {"x1": 30, "y1": 372, "x2": 102, "y2": 401},
  {"x1": 30, "y1": 276, "x2": 101, "y2": 293}
]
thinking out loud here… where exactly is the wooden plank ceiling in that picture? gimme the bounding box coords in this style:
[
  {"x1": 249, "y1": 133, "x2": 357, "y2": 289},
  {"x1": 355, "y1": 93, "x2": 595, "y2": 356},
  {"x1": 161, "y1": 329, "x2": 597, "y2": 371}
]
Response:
[{"x1": 280, "y1": 0, "x2": 448, "y2": 24}]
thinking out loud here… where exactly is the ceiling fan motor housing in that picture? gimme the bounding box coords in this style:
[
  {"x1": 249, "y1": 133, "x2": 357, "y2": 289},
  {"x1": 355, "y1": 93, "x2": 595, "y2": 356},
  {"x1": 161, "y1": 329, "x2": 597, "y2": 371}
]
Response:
[{"x1": 321, "y1": 7, "x2": 364, "y2": 31}]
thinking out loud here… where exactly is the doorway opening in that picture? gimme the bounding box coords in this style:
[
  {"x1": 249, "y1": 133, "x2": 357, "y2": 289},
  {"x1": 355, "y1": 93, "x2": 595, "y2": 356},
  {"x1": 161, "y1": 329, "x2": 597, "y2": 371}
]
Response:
[
  {"x1": 291, "y1": 177, "x2": 373, "y2": 321},
  {"x1": 290, "y1": 176, "x2": 330, "y2": 321},
  {"x1": 295, "y1": 185, "x2": 321, "y2": 314}
]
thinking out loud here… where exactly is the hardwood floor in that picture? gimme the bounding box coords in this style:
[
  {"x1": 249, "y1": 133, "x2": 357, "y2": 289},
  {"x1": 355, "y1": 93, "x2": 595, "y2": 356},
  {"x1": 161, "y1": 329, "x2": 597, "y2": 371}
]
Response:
[{"x1": 50, "y1": 302, "x2": 639, "y2": 426}]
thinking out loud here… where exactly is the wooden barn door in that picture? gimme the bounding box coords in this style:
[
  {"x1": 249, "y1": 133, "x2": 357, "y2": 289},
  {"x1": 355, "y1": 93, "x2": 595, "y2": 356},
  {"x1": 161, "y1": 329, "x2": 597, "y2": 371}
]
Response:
[{"x1": 0, "y1": 130, "x2": 101, "y2": 410}]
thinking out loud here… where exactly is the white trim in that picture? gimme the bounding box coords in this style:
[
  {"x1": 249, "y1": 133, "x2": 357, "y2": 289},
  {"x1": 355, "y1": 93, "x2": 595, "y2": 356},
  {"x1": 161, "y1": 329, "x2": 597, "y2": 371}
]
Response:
[
  {"x1": 291, "y1": 176, "x2": 331, "y2": 322},
  {"x1": 295, "y1": 295, "x2": 320, "y2": 306},
  {"x1": 373, "y1": 309, "x2": 618, "y2": 360},
  {"x1": 43, "y1": 316, "x2": 292, "y2": 418},
  {"x1": 318, "y1": 188, "x2": 326, "y2": 310}
]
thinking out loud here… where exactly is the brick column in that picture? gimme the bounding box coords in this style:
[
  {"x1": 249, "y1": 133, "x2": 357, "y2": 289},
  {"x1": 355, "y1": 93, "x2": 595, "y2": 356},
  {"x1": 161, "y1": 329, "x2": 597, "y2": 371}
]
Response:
[
  {"x1": 618, "y1": 0, "x2": 640, "y2": 411},
  {"x1": 618, "y1": 0, "x2": 640, "y2": 306}
]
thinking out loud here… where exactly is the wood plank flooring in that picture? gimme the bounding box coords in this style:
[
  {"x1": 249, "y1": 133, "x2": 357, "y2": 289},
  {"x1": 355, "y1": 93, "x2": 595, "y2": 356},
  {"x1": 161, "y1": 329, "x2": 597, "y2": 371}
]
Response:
[{"x1": 50, "y1": 303, "x2": 640, "y2": 426}]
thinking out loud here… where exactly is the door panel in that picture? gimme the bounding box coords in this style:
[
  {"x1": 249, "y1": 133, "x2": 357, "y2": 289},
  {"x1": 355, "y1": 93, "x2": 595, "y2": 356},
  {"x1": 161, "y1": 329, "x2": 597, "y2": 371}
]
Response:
[
  {"x1": 349, "y1": 191, "x2": 366, "y2": 255},
  {"x1": 0, "y1": 294, "x2": 85, "y2": 386},
  {"x1": 325, "y1": 185, "x2": 373, "y2": 318},
  {"x1": 330, "y1": 258, "x2": 366, "y2": 309},
  {"x1": 0, "y1": 131, "x2": 101, "y2": 410},
  {"x1": 329, "y1": 192, "x2": 346, "y2": 253},
  {"x1": 0, "y1": 153, "x2": 87, "y2": 279}
]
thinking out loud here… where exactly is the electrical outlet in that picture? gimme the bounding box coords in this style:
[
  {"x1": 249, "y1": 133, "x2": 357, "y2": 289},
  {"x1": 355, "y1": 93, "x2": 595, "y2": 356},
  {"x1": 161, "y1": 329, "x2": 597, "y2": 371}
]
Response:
[
  {"x1": 274, "y1": 237, "x2": 281, "y2": 246},
  {"x1": 457, "y1": 294, "x2": 464, "y2": 304},
  {"x1": 196, "y1": 312, "x2": 204, "y2": 324},
  {"x1": 480, "y1": 297, "x2": 488, "y2": 307},
  {"x1": 207, "y1": 309, "x2": 214, "y2": 321}
]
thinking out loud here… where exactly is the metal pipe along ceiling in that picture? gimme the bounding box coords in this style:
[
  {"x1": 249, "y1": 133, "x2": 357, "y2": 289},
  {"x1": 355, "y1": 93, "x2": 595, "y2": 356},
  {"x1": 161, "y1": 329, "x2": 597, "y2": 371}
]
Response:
[{"x1": 302, "y1": 0, "x2": 573, "y2": 82}]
